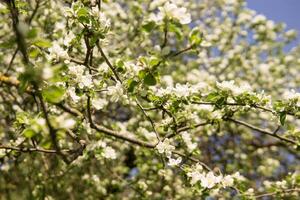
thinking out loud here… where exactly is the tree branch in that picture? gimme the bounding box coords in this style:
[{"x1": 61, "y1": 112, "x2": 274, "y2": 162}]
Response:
[{"x1": 227, "y1": 117, "x2": 297, "y2": 145}]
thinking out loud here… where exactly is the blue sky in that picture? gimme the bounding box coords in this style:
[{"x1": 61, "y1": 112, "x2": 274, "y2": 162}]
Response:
[
  {"x1": 246, "y1": 0, "x2": 300, "y2": 32},
  {"x1": 246, "y1": 0, "x2": 300, "y2": 48}
]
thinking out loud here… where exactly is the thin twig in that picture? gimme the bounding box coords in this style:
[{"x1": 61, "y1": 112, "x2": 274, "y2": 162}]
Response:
[
  {"x1": 96, "y1": 42, "x2": 122, "y2": 83},
  {"x1": 227, "y1": 118, "x2": 297, "y2": 145},
  {"x1": 0, "y1": 144, "x2": 72, "y2": 154},
  {"x1": 135, "y1": 98, "x2": 161, "y2": 141}
]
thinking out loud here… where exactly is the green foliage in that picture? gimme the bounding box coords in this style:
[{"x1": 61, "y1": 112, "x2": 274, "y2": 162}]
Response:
[
  {"x1": 42, "y1": 85, "x2": 65, "y2": 103},
  {"x1": 0, "y1": 0, "x2": 300, "y2": 199}
]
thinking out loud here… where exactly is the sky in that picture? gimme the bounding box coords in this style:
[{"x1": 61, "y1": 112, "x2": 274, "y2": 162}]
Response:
[
  {"x1": 246, "y1": 0, "x2": 300, "y2": 32},
  {"x1": 246, "y1": 0, "x2": 300, "y2": 48}
]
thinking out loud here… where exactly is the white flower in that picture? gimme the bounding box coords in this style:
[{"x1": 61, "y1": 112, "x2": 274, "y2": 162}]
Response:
[
  {"x1": 222, "y1": 175, "x2": 234, "y2": 187},
  {"x1": 216, "y1": 80, "x2": 236, "y2": 91},
  {"x1": 0, "y1": 2, "x2": 6, "y2": 9},
  {"x1": 252, "y1": 14, "x2": 266, "y2": 24},
  {"x1": 56, "y1": 114, "x2": 76, "y2": 129},
  {"x1": 232, "y1": 172, "x2": 245, "y2": 181},
  {"x1": 48, "y1": 42, "x2": 69, "y2": 60},
  {"x1": 68, "y1": 87, "x2": 81, "y2": 102},
  {"x1": 200, "y1": 171, "x2": 221, "y2": 189},
  {"x1": 163, "y1": 2, "x2": 191, "y2": 24},
  {"x1": 107, "y1": 82, "x2": 124, "y2": 102},
  {"x1": 86, "y1": 141, "x2": 106, "y2": 151},
  {"x1": 283, "y1": 89, "x2": 300, "y2": 101},
  {"x1": 68, "y1": 64, "x2": 85, "y2": 77},
  {"x1": 63, "y1": 118, "x2": 77, "y2": 129},
  {"x1": 187, "y1": 171, "x2": 204, "y2": 185},
  {"x1": 258, "y1": 63, "x2": 270, "y2": 74},
  {"x1": 63, "y1": 32, "x2": 76, "y2": 46},
  {"x1": 174, "y1": 83, "x2": 190, "y2": 97},
  {"x1": 201, "y1": 41, "x2": 212, "y2": 47},
  {"x1": 42, "y1": 66, "x2": 53, "y2": 80},
  {"x1": 103, "y1": 146, "x2": 117, "y2": 159},
  {"x1": 36, "y1": 118, "x2": 46, "y2": 126},
  {"x1": 156, "y1": 138, "x2": 175, "y2": 155},
  {"x1": 211, "y1": 110, "x2": 223, "y2": 119},
  {"x1": 91, "y1": 7, "x2": 111, "y2": 28},
  {"x1": 154, "y1": 2, "x2": 191, "y2": 25},
  {"x1": 0, "y1": 149, "x2": 6, "y2": 158},
  {"x1": 92, "y1": 98, "x2": 107, "y2": 110},
  {"x1": 78, "y1": 74, "x2": 93, "y2": 89},
  {"x1": 181, "y1": 132, "x2": 197, "y2": 152},
  {"x1": 224, "y1": 0, "x2": 238, "y2": 5},
  {"x1": 54, "y1": 21, "x2": 65, "y2": 31},
  {"x1": 149, "y1": 0, "x2": 168, "y2": 10},
  {"x1": 216, "y1": 80, "x2": 251, "y2": 96},
  {"x1": 98, "y1": 63, "x2": 109, "y2": 72},
  {"x1": 167, "y1": 156, "x2": 182, "y2": 166},
  {"x1": 138, "y1": 127, "x2": 158, "y2": 142}
]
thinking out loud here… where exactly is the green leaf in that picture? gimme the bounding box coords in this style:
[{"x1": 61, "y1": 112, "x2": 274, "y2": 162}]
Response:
[
  {"x1": 279, "y1": 112, "x2": 286, "y2": 126},
  {"x1": 138, "y1": 70, "x2": 147, "y2": 79},
  {"x1": 28, "y1": 48, "x2": 40, "y2": 58},
  {"x1": 169, "y1": 22, "x2": 183, "y2": 40},
  {"x1": 16, "y1": 112, "x2": 30, "y2": 125},
  {"x1": 189, "y1": 27, "x2": 203, "y2": 46},
  {"x1": 215, "y1": 96, "x2": 227, "y2": 108},
  {"x1": 33, "y1": 39, "x2": 52, "y2": 48},
  {"x1": 22, "y1": 128, "x2": 36, "y2": 138},
  {"x1": 18, "y1": 69, "x2": 35, "y2": 93},
  {"x1": 42, "y1": 85, "x2": 65, "y2": 103},
  {"x1": 115, "y1": 59, "x2": 125, "y2": 72},
  {"x1": 149, "y1": 56, "x2": 160, "y2": 67},
  {"x1": 127, "y1": 79, "x2": 139, "y2": 93},
  {"x1": 77, "y1": 7, "x2": 89, "y2": 17},
  {"x1": 143, "y1": 73, "x2": 156, "y2": 86},
  {"x1": 26, "y1": 28, "x2": 38, "y2": 39},
  {"x1": 76, "y1": 7, "x2": 90, "y2": 23},
  {"x1": 206, "y1": 92, "x2": 220, "y2": 102},
  {"x1": 142, "y1": 21, "x2": 156, "y2": 32}
]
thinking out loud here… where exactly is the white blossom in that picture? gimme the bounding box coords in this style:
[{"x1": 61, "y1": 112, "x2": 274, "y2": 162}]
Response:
[
  {"x1": 181, "y1": 132, "x2": 197, "y2": 152},
  {"x1": 200, "y1": 171, "x2": 222, "y2": 189},
  {"x1": 153, "y1": 2, "x2": 191, "y2": 25},
  {"x1": 68, "y1": 87, "x2": 81, "y2": 102},
  {"x1": 63, "y1": 32, "x2": 76, "y2": 46},
  {"x1": 222, "y1": 175, "x2": 234, "y2": 187},
  {"x1": 283, "y1": 89, "x2": 300, "y2": 101},
  {"x1": 187, "y1": 171, "x2": 204, "y2": 185},
  {"x1": 42, "y1": 66, "x2": 54, "y2": 80},
  {"x1": 167, "y1": 156, "x2": 182, "y2": 166},
  {"x1": 252, "y1": 14, "x2": 266, "y2": 24},
  {"x1": 107, "y1": 82, "x2": 124, "y2": 102},
  {"x1": 92, "y1": 98, "x2": 107, "y2": 110},
  {"x1": 103, "y1": 146, "x2": 117, "y2": 159},
  {"x1": 78, "y1": 74, "x2": 93, "y2": 89},
  {"x1": 91, "y1": 7, "x2": 111, "y2": 28},
  {"x1": 216, "y1": 80, "x2": 252, "y2": 96},
  {"x1": 56, "y1": 114, "x2": 76, "y2": 129},
  {"x1": 68, "y1": 65, "x2": 85, "y2": 77},
  {"x1": 0, "y1": 149, "x2": 6, "y2": 158},
  {"x1": 48, "y1": 42, "x2": 69, "y2": 60},
  {"x1": 156, "y1": 138, "x2": 175, "y2": 155}
]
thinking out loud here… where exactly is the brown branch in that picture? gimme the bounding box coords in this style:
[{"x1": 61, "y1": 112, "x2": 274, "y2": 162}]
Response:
[
  {"x1": 96, "y1": 42, "x2": 122, "y2": 83},
  {"x1": 135, "y1": 98, "x2": 161, "y2": 141},
  {"x1": 191, "y1": 101, "x2": 276, "y2": 115},
  {"x1": 253, "y1": 188, "x2": 300, "y2": 198},
  {"x1": 0, "y1": 144, "x2": 72, "y2": 154},
  {"x1": 173, "y1": 150, "x2": 212, "y2": 171},
  {"x1": 165, "y1": 121, "x2": 211, "y2": 139},
  {"x1": 227, "y1": 118, "x2": 297, "y2": 145},
  {"x1": 171, "y1": 45, "x2": 194, "y2": 57}
]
